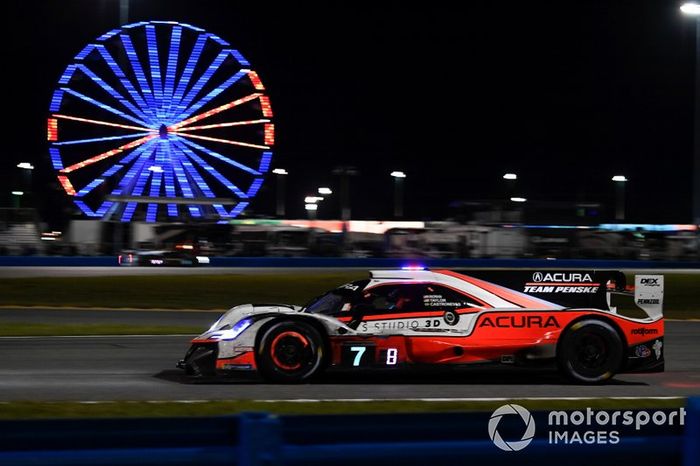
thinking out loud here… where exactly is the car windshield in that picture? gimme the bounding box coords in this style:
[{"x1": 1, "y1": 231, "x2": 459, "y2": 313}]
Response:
[{"x1": 303, "y1": 280, "x2": 368, "y2": 316}]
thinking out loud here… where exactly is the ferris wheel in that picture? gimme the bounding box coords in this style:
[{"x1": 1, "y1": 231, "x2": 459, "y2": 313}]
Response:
[{"x1": 48, "y1": 21, "x2": 274, "y2": 222}]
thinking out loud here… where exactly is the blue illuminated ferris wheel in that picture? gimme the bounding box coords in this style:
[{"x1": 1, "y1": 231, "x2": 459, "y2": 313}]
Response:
[{"x1": 48, "y1": 21, "x2": 274, "y2": 222}]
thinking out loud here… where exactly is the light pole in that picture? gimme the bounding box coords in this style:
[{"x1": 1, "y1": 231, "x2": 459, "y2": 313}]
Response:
[
  {"x1": 272, "y1": 168, "x2": 288, "y2": 218},
  {"x1": 503, "y1": 172, "x2": 517, "y2": 203},
  {"x1": 16, "y1": 162, "x2": 34, "y2": 207},
  {"x1": 612, "y1": 175, "x2": 628, "y2": 221},
  {"x1": 304, "y1": 202, "x2": 318, "y2": 220},
  {"x1": 681, "y1": 3, "x2": 700, "y2": 223},
  {"x1": 390, "y1": 171, "x2": 406, "y2": 218},
  {"x1": 333, "y1": 166, "x2": 358, "y2": 221},
  {"x1": 11, "y1": 191, "x2": 23, "y2": 208}
]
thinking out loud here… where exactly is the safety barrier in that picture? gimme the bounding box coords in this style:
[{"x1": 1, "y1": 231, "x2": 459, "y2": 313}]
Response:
[
  {"x1": 1, "y1": 255, "x2": 700, "y2": 268},
  {"x1": 0, "y1": 400, "x2": 697, "y2": 466}
]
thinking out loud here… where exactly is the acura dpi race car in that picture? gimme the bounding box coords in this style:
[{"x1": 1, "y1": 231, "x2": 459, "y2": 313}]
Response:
[{"x1": 178, "y1": 268, "x2": 664, "y2": 383}]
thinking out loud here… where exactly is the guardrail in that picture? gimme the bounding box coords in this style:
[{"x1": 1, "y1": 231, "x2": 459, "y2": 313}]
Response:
[
  {"x1": 1, "y1": 255, "x2": 700, "y2": 268},
  {"x1": 0, "y1": 399, "x2": 697, "y2": 466}
]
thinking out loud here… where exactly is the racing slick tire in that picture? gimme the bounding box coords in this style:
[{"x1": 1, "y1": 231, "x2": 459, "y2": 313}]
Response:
[
  {"x1": 255, "y1": 320, "x2": 326, "y2": 383},
  {"x1": 557, "y1": 319, "x2": 624, "y2": 384}
]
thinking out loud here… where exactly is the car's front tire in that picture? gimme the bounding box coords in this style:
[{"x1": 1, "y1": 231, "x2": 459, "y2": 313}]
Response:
[
  {"x1": 557, "y1": 319, "x2": 624, "y2": 383},
  {"x1": 255, "y1": 320, "x2": 325, "y2": 383}
]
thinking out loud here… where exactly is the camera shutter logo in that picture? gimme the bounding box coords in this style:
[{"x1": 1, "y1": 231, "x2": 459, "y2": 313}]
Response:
[
  {"x1": 488, "y1": 404, "x2": 536, "y2": 451},
  {"x1": 532, "y1": 272, "x2": 544, "y2": 283}
]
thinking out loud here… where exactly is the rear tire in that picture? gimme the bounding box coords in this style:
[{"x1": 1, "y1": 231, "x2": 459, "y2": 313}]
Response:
[
  {"x1": 558, "y1": 319, "x2": 624, "y2": 383},
  {"x1": 255, "y1": 321, "x2": 326, "y2": 383}
]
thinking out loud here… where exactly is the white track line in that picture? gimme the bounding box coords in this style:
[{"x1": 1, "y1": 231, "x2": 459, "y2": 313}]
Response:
[{"x1": 0, "y1": 397, "x2": 685, "y2": 404}]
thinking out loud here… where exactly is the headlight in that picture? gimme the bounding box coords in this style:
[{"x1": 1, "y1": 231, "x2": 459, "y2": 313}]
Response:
[{"x1": 209, "y1": 318, "x2": 253, "y2": 341}]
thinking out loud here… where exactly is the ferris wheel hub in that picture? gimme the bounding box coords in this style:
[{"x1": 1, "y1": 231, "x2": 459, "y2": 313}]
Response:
[{"x1": 158, "y1": 124, "x2": 169, "y2": 139}]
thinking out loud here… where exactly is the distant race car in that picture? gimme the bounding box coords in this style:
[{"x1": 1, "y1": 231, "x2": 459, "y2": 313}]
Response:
[
  {"x1": 178, "y1": 268, "x2": 664, "y2": 383},
  {"x1": 118, "y1": 245, "x2": 210, "y2": 267}
]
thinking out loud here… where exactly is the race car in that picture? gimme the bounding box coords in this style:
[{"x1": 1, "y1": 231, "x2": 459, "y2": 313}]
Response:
[
  {"x1": 178, "y1": 268, "x2": 664, "y2": 383},
  {"x1": 118, "y1": 245, "x2": 210, "y2": 267}
]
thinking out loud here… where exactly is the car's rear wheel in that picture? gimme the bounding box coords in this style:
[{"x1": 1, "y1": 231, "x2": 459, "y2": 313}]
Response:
[
  {"x1": 558, "y1": 319, "x2": 624, "y2": 383},
  {"x1": 256, "y1": 321, "x2": 325, "y2": 383}
]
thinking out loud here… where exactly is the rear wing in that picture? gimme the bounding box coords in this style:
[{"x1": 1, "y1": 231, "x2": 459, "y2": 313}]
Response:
[{"x1": 465, "y1": 270, "x2": 663, "y2": 319}]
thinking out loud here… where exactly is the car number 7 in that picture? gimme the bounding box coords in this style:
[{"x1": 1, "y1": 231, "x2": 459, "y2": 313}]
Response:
[{"x1": 350, "y1": 346, "x2": 366, "y2": 366}]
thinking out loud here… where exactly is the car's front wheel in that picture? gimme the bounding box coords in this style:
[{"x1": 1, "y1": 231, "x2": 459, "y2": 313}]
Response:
[
  {"x1": 255, "y1": 320, "x2": 326, "y2": 383},
  {"x1": 558, "y1": 319, "x2": 624, "y2": 383}
]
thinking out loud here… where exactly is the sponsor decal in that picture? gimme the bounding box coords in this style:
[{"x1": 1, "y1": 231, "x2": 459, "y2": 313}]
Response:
[
  {"x1": 637, "y1": 298, "x2": 660, "y2": 305},
  {"x1": 526, "y1": 272, "x2": 599, "y2": 293},
  {"x1": 640, "y1": 278, "x2": 660, "y2": 286},
  {"x1": 479, "y1": 315, "x2": 560, "y2": 329},
  {"x1": 634, "y1": 345, "x2": 651, "y2": 358},
  {"x1": 489, "y1": 405, "x2": 685, "y2": 451},
  {"x1": 531, "y1": 272, "x2": 593, "y2": 283},
  {"x1": 652, "y1": 340, "x2": 663, "y2": 360},
  {"x1": 630, "y1": 328, "x2": 659, "y2": 336},
  {"x1": 489, "y1": 404, "x2": 535, "y2": 452}
]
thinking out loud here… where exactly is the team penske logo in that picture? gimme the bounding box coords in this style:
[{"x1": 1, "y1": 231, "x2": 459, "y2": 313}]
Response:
[
  {"x1": 479, "y1": 315, "x2": 560, "y2": 329},
  {"x1": 526, "y1": 272, "x2": 598, "y2": 294}
]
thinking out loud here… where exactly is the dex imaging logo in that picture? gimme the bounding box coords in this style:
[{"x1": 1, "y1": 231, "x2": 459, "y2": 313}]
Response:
[{"x1": 488, "y1": 404, "x2": 536, "y2": 451}]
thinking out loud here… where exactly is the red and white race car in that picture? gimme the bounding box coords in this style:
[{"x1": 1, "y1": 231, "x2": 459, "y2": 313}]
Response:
[{"x1": 178, "y1": 268, "x2": 664, "y2": 383}]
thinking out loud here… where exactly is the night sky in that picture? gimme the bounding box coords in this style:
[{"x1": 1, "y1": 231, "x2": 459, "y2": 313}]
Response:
[{"x1": 1, "y1": 1, "x2": 697, "y2": 224}]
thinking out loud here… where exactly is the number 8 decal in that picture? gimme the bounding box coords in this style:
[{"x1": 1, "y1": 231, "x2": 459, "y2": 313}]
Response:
[{"x1": 386, "y1": 348, "x2": 398, "y2": 365}]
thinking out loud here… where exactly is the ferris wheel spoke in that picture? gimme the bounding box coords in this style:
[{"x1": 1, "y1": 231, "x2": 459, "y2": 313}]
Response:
[
  {"x1": 120, "y1": 34, "x2": 157, "y2": 119},
  {"x1": 174, "y1": 131, "x2": 269, "y2": 150},
  {"x1": 59, "y1": 134, "x2": 156, "y2": 174},
  {"x1": 175, "y1": 137, "x2": 260, "y2": 175},
  {"x1": 171, "y1": 50, "x2": 239, "y2": 119},
  {"x1": 74, "y1": 140, "x2": 157, "y2": 198},
  {"x1": 145, "y1": 25, "x2": 164, "y2": 114},
  {"x1": 94, "y1": 45, "x2": 153, "y2": 122},
  {"x1": 52, "y1": 114, "x2": 153, "y2": 132},
  {"x1": 172, "y1": 68, "x2": 248, "y2": 123},
  {"x1": 169, "y1": 93, "x2": 262, "y2": 130},
  {"x1": 173, "y1": 118, "x2": 269, "y2": 132},
  {"x1": 161, "y1": 143, "x2": 179, "y2": 217},
  {"x1": 71, "y1": 63, "x2": 153, "y2": 123},
  {"x1": 169, "y1": 147, "x2": 203, "y2": 218},
  {"x1": 52, "y1": 132, "x2": 152, "y2": 146},
  {"x1": 61, "y1": 88, "x2": 151, "y2": 127},
  {"x1": 164, "y1": 25, "x2": 182, "y2": 105},
  {"x1": 172, "y1": 139, "x2": 247, "y2": 198},
  {"x1": 171, "y1": 33, "x2": 209, "y2": 115}
]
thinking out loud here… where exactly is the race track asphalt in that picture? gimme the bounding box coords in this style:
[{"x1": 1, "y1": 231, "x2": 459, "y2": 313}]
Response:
[{"x1": 0, "y1": 315, "x2": 697, "y2": 401}]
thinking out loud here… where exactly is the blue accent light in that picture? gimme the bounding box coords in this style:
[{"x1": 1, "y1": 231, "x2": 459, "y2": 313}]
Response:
[
  {"x1": 175, "y1": 69, "x2": 247, "y2": 122},
  {"x1": 58, "y1": 65, "x2": 78, "y2": 85},
  {"x1": 75, "y1": 64, "x2": 151, "y2": 123},
  {"x1": 49, "y1": 148, "x2": 63, "y2": 170},
  {"x1": 61, "y1": 87, "x2": 148, "y2": 127},
  {"x1": 228, "y1": 202, "x2": 249, "y2": 218},
  {"x1": 171, "y1": 33, "x2": 208, "y2": 111},
  {"x1": 122, "y1": 21, "x2": 149, "y2": 29},
  {"x1": 211, "y1": 318, "x2": 253, "y2": 340},
  {"x1": 258, "y1": 151, "x2": 272, "y2": 172},
  {"x1": 53, "y1": 132, "x2": 150, "y2": 146},
  {"x1": 94, "y1": 45, "x2": 152, "y2": 121},
  {"x1": 247, "y1": 178, "x2": 263, "y2": 197},
  {"x1": 120, "y1": 34, "x2": 156, "y2": 117},
  {"x1": 173, "y1": 50, "x2": 231, "y2": 117},
  {"x1": 164, "y1": 26, "x2": 182, "y2": 103},
  {"x1": 96, "y1": 29, "x2": 121, "y2": 41},
  {"x1": 145, "y1": 25, "x2": 164, "y2": 112},
  {"x1": 75, "y1": 44, "x2": 96, "y2": 60},
  {"x1": 74, "y1": 200, "x2": 102, "y2": 217},
  {"x1": 208, "y1": 34, "x2": 230, "y2": 47},
  {"x1": 76, "y1": 179, "x2": 105, "y2": 197},
  {"x1": 401, "y1": 265, "x2": 428, "y2": 271},
  {"x1": 49, "y1": 90, "x2": 64, "y2": 112},
  {"x1": 177, "y1": 137, "x2": 260, "y2": 175},
  {"x1": 173, "y1": 140, "x2": 247, "y2": 197},
  {"x1": 230, "y1": 50, "x2": 250, "y2": 66}
]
